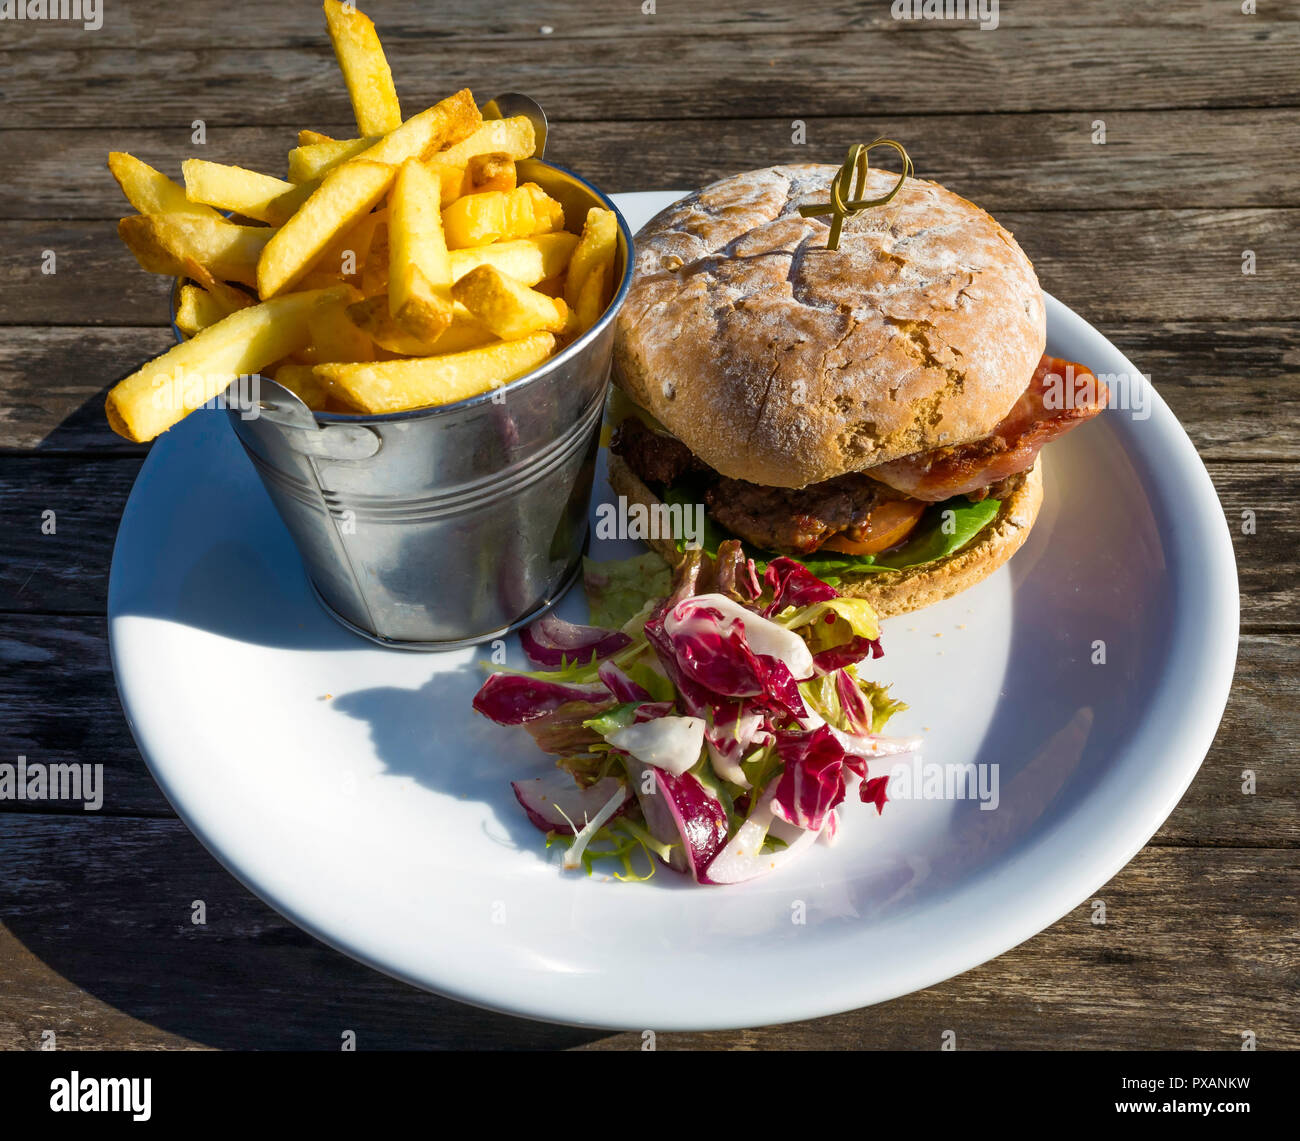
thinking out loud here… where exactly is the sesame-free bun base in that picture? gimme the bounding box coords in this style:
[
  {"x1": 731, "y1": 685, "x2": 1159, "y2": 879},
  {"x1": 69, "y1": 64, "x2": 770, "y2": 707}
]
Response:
[{"x1": 606, "y1": 454, "x2": 1043, "y2": 617}]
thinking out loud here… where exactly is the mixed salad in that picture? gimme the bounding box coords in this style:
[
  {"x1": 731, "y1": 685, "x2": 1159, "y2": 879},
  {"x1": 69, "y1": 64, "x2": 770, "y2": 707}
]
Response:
[{"x1": 472, "y1": 540, "x2": 918, "y2": 884}]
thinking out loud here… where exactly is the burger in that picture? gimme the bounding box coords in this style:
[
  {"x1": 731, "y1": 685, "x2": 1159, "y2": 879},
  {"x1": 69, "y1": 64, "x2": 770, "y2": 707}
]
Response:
[{"x1": 608, "y1": 162, "x2": 1108, "y2": 615}]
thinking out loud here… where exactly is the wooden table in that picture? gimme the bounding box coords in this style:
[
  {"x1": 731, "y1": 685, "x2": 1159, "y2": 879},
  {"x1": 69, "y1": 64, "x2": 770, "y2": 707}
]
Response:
[{"x1": 1, "y1": 0, "x2": 1296, "y2": 1050}]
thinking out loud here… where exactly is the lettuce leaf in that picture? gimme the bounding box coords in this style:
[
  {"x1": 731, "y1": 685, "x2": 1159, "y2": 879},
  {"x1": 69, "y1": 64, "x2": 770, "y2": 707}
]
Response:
[
  {"x1": 583, "y1": 553, "x2": 671, "y2": 629},
  {"x1": 664, "y1": 481, "x2": 1003, "y2": 585},
  {"x1": 870, "y1": 497, "x2": 1002, "y2": 570}
]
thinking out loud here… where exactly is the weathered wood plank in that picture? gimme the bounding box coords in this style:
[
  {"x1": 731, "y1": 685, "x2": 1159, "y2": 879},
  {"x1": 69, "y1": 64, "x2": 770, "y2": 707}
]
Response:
[
  {"x1": 3, "y1": 322, "x2": 1298, "y2": 460},
  {"x1": 0, "y1": 221, "x2": 172, "y2": 327},
  {"x1": 0, "y1": 327, "x2": 161, "y2": 454},
  {"x1": 2, "y1": 28, "x2": 1298, "y2": 130},
  {"x1": 1, "y1": 610, "x2": 1295, "y2": 840},
  {"x1": 9, "y1": 109, "x2": 1299, "y2": 220},
  {"x1": 3, "y1": 211, "x2": 1295, "y2": 328},
  {"x1": 6, "y1": 0, "x2": 1292, "y2": 50},
  {"x1": 0, "y1": 815, "x2": 1293, "y2": 1048},
  {"x1": 1102, "y1": 322, "x2": 1300, "y2": 463},
  {"x1": 1158, "y1": 636, "x2": 1300, "y2": 848},
  {"x1": 1215, "y1": 466, "x2": 1300, "y2": 628},
  {"x1": 0, "y1": 456, "x2": 140, "y2": 614},
  {"x1": 1014, "y1": 209, "x2": 1299, "y2": 324}
]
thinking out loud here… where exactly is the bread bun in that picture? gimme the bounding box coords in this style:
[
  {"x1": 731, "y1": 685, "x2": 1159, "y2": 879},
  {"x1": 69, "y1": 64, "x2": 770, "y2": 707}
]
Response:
[
  {"x1": 606, "y1": 453, "x2": 1044, "y2": 618},
  {"x1": 613, "y1": 164, "x2": 1046, "y2": 489}
]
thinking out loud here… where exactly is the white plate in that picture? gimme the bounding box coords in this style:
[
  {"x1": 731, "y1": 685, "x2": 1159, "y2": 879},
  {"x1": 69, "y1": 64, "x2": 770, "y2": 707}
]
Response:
[{"x1": 108, "y1": 191, "x2": 1239, "y2": 1031}]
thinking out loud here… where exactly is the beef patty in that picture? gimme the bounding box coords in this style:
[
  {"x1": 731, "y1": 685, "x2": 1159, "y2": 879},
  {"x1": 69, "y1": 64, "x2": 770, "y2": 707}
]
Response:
[{"x1": 610, "y1": 417, "x2": 920, "y2": 555}]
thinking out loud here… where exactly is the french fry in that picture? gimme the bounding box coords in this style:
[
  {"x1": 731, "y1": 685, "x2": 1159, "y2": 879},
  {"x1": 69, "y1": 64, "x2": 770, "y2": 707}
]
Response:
[
  {"x1": 107, "y1": 152, "x2": 222, "y2": 220},
  {"x1": 319, "y1": 207, "x2": 384, "y2": 284},
  {"x1": 441, "y1": 183, "x2": 565, "y2": 249},
  {"x1": 105, "y1": 285, "x2": 353, "y2": 442},
  {"x1": 430, "y1": 115, "x2": 535, "y2": 167},
  {"x1": 273, "y1": 362, "x2": 331, "y2": 409},
  {"x1": 388, "y1": 158, "x2": 454, "y2": 341},
  {"x1": 429, "y1": 162, "x2": 469, "y2": 206},
  {"x1": 118, "y1": 213, "x2": 274, "y2": 288},
  {"x1": 294, "y1": 269, "x2": 350, "y2": 291},
  {"x1": 346, "y1": 296, "x2": 492, "y2": 356},
  {"x1": 174, "y1": 284, "x2": 231, "y2": 337},
  {"x1": 308, "y1": 293, "x2": 374, "y2": 363},
  {"x1": 290, "y1": 91, "x2": 481, "y2": 184},
  {"x1": 323, "y1": 0, "x2": 402, "y2": 137},
  {"x1": 182, "y1": 159, "x2": 313, "y2": 226},
  {"x1": 466, "y1": 152, "x2": 516, "y2": 194},
  {"x1": 524, "y1": 184, "x2": 566, "y2": 232},
  {"x1": 451, "y1": 265, "x2": 570, "y2": 340},
  {"x1": 103, "y1": 6, "x2": 583, "y2": 430},
  {"x1": 179, "y1": 256, "x2": 257, "y2": 314},
  {"x1": 575, "y1": 260, "x2": 610, "y2": 331},
  {"x1": 288, "y1": 136, "x2": 375, "y2": 183},
  {"x1": 429, "y1": 315, "x2": 499, "y2": 355},
  {"x1": 257, "y1": 159, "x2": 394, "y2": 298},
  {"x1": 316, "y1": 331, "x2": 555, "y2": 413},
  {"x1": 564, "y1": 207, "x2": 618, "y2": 307},
  {"x1": 448, "y1": 232, "x2": 578, "y2": 285},
  {"x1": 358, "y1": 90, "x2": 480, "y2": 164},
  {"x1": 360, "y1": 220, "x2": 389, "y2": 295}
]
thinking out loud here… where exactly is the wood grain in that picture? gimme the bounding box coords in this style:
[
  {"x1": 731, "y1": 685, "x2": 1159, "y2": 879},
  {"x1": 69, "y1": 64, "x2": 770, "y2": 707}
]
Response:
[
  {"x1": 0, "y1": 813, "x2": 1293, "y2": 1049},
  {"x1": 6, "y1": 0, "x2": 1292, "y2": 50},
  {"x1": 8, "y1": 109, "x2": 1299, "y2": 220},
  {"x1": 3, "y1": 27, "x2": 1299, "y2": 131}
]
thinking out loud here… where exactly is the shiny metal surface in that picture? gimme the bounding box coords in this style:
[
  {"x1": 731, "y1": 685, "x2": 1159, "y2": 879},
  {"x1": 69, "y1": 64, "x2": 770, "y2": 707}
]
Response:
[
  {"x1": 482, "y1": 92, "x2": 549, "y2": 159},
  {"x1": 205, "y1": 155, "x2": 633, "y2": 648}
]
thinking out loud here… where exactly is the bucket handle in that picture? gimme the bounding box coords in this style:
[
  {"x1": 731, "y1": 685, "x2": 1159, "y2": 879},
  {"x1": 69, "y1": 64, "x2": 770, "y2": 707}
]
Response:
[{"x1": 251, "y1": 375, "x2": 382, "y2": 461}]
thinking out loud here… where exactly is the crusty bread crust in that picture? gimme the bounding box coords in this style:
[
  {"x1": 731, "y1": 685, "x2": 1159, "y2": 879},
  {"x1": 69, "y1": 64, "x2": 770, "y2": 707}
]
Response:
[
  {"x1": 606, "y1": 453, "x2": 1043, "y2": 617},
  {"x1": 613, "y1": 164, "x2": 1046, "y2": 488}
]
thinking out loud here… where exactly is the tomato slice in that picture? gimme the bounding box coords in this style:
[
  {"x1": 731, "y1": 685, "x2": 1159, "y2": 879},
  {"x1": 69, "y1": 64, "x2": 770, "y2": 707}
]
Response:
[{"x1": 819, "y1": 499, "x2": 927, "y2": 556}]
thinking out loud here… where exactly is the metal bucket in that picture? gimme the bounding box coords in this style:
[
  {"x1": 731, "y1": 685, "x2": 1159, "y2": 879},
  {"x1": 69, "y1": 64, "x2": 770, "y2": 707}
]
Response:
[{"x1": 187, "y1": 156, "x2": 634, "y2": 649}]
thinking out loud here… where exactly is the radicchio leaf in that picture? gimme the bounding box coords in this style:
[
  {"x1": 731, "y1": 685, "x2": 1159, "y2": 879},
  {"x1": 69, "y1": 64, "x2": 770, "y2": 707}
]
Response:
[
  {"x1": 762, "y1": 557, "x2": 839, "y2": 616},
  {"x1": 812, "y1": 635, "x2": 883, "y2": 674},
  {"x1": 705, "y1": 701, "x2": 772, "y2": 787},
  {"x1": 625, "y1": 759, "x2": 729, "y2": 881},
  {"x1": 519, "y1": 613, "x2": 631, "y2": 669},
  {"x1": 770, "y1": 724, "x2": 855, "y2": 831},
  {"x1": 833, "y1": 668, "x2": 876, "y2": 736},
  {"x1": 597, "y1": 660, "x2": 652, "y2": 703},
  {"x1": 472, "y1": 674, "x2": 609, "y2": 725},
  {"x1": 525, "y1": 700, "x2": 614, "y2": 755},
  {"x1": 861, "y1": 774, "x2": 890, "y2": 815},
  {"x1": 511, "y1": 773, "x2": 630, "y2": 834}
]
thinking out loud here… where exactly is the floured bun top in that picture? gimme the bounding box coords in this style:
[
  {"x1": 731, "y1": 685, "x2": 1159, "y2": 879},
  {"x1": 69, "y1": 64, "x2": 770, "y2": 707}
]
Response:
[{"x1": 612, "y1": 163, "x2": 1047, "y2": 488}]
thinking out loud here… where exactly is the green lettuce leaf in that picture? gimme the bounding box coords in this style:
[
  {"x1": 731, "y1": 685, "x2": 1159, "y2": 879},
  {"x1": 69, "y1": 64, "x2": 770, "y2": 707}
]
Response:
[
  {"x1": 663, "y1": 480, "x2": 1004, "y2": 585},
  {"x1": 859, "y1": 678, "x2": 908, "y2": 733},
  {"x1": 582, "y1": 552, "x2": 671, "y2": 629},
  {"x1": 870, "y1": 497, "x2": 1002, "y2": 570}
]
